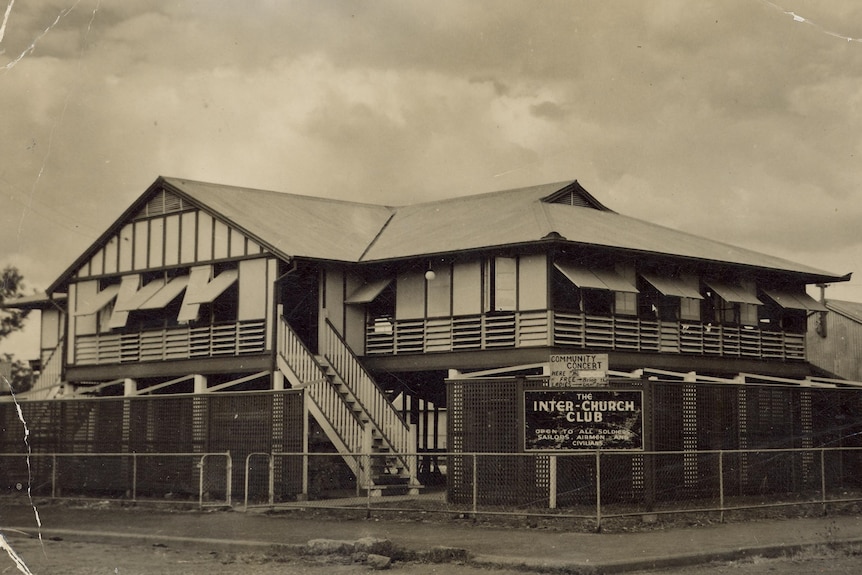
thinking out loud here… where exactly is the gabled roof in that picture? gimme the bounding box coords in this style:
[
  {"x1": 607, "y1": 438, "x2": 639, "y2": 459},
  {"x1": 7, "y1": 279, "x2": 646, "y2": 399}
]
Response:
[
  {"x1": 359, "y1": 181, "x2": 847, "y2": 282},
  {"x1": 161, "y1": 177, "x2": 395, "y2": 262},
  {"x1": 47, "y1": 176, "x2": 850, "y2": 294},
  {"x1": 825, "y1": 300, "x2": 862, "y2": 324}
]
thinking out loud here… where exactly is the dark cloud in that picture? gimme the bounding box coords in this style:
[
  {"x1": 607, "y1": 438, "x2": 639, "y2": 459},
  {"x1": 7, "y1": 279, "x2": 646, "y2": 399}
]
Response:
[{"x1": 3, "y1": 0, "x2": 862, "y2": 356}]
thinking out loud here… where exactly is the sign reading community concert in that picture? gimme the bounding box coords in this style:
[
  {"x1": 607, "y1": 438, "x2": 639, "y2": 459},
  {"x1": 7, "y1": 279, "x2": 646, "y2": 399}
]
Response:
[
  {"x1": 549, "y1": 353, "x2": 609, "y2": 387},
  {"x1": 524, "y1": 389, "x2": 643, "y2": 451}
]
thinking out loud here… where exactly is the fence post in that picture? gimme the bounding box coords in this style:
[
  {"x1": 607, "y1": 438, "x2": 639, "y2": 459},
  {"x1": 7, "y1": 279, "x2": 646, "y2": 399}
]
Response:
[
  {"x1": 820, "y1": 448, "x2": 827, "y2": 516},
  {"x1": 362, "y1": 424, "x2": 373, "y2": 496},
  {"x1": 199, "y1": 454, "x2": 205, "y2": 509},
  {"x1": 595, "y1": 450, "x2": 602, "y2": 533},
  {"x1": 549, "y1": 455, "x2": 557, "y2": 509},
  {"x1": 268, "y1": 454, "x2": 275, "y2": 506},
  {"x1": 51, "y1": 454, "x2": 57, "y2": 499},
  {"x1": 226, "y1": 452, "x2": 233, "y2": 507},
  {"x1": 472, "y1": 454, "x2": 478, "y2": 518},
  {"x1": 244, "y1": 454, "x2": 252, "y2": 511},
  {"x1": 301, "y1": 452, "x2": 309, "y2": 501},
  {"x1": 132, "y1": 453, "x2": 137, "y2": 502},
  {"x1": 718, "y1": 450, "x2": 724, "y2": 523},
  {"x1": 408, "y1": 424, "x2": 419, "y2": 489}
]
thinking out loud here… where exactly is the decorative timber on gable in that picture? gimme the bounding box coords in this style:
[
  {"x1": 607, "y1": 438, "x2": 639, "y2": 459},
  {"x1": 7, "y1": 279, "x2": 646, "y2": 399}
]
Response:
[{"x1": 75, "y1": 186, "x2": 267, "y2": 280}]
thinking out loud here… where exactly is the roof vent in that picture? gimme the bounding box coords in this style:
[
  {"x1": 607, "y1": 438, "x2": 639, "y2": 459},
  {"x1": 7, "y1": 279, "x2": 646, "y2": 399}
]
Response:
[
  {"x1": 541, "y1": 181, "x2": 614, "y2": 212},
  {"x1": 547, "y1": 189, "x2": 592, "y2": 207},
  {"x1": 133, "y1": 189, "x2": 187, "y2": 220}
]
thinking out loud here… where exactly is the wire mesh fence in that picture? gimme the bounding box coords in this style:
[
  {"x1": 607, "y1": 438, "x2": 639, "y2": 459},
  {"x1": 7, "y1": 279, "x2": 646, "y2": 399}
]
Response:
[
  {"x1": 235, "y1": 447, "x2": 862, "y2": 529},
  {"x1": 3, "y1": 447, "x2": 861, "y2": 528},
  {"x1": 0, "y1": 452, "x2": 232, "y2": 507},
  {"x1": 0, "y1": 389, "x2": 302, "y2": 504}
]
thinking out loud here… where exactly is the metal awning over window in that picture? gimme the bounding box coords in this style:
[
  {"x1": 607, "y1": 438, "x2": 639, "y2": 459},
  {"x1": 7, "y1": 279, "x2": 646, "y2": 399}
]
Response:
[
  {"x1": 177, "y1": 266, "x2": 239, "y2": 323},
  {"x1": 345, "y1": 278, "x2": 392, "y2": 304},
  {"x1": 554, "y1": 263, "x2": 638, "y2": 293},
  {"x1": 113, "y1": 275, "x2": 168, "y2": 312},
  {"x1": 74, "y1": 284, "x2": 121, "y2": 316},
  {"x1": 640, "y1": 273, "x2": 703, "y2": 299},
  {"x1": 138, "y1": 276, "x2": 190, "y2": 309},
  {"x1": 762, "y1": 289, "x2": 828, "y2": 312},
  {"x1": 182, "y1": 266, "x2": 238, "y2": 305},
  {"x1": 704, "y1": 280, "x2": 763, "y2": 305}
]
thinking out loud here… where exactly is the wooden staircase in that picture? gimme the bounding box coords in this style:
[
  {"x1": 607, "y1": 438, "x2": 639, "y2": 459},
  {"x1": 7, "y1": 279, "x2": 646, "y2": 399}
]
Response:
[
  {"x1": 17, "y1": 337, "x2": 66, "y2": 401},
  {"x1": 277, "y1": 315, "x2": 420, "y2": 496}
]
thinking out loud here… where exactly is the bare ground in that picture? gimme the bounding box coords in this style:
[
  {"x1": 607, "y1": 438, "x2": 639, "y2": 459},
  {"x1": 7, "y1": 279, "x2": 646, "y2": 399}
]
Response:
[{"x1": 0, "y1": 534, "x2": 529, "y2": 575}]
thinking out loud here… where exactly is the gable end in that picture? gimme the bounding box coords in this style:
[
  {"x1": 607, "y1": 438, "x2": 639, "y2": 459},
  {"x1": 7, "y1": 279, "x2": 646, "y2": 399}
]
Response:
[
  {"x1": 541, "y1": 181, "x2": 615, "y2": 212},
  {"x1": 133, "y1": 188, "x2": 189, "y2": 220}
]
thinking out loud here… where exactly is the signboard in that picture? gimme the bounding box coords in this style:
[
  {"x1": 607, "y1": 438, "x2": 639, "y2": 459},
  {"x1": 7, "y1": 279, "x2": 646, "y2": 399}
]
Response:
[
  {"x1": 524, "y1": 389, "x2": 643, "y2": 451},
  {"x1": 549, "y1": 353, "x2": 608, "y2": 387}
]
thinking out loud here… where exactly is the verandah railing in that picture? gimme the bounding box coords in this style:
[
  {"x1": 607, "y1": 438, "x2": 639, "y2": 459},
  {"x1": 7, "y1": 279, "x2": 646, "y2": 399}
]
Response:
[
  {"x1": 74, "y1": 319, "x2": 266, "y2": 365},
  {"x1": 365, "y1": 310, "x2": 805, "y2": 361}
]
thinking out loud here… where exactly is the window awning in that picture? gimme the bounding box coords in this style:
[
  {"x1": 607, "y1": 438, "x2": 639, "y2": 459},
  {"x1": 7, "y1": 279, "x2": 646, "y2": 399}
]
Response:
[
  {"x1": 704, "y1": 280, "x2": 763, "y2": 305},
  {"x1": 762, "y1": 289, "x2": 828, "y2": 312},
  {"x1": 113, "y1": 275, "x2": 168, "y2": 312},
  {"x1": 138, "y1": 276, "x2": 190, "y2": 309},
  {"x1": 640, "y1": 273, "x2": 703, "y2": 299},
  {"x1": 554, "y1": 263, "x2": 638, "y2": 293},
  {"x1": 74, "y1": 284, "x2": 121, "y2": 316},
  {"x1": 177, "y1": 266, "x2": 238, "y2": 323},
  {"x1": 182, "y1": 266, "x2": 239, "y2": 305},
  {"x1": 345, "y1": 278, "x2": 392, "y2": 304}
]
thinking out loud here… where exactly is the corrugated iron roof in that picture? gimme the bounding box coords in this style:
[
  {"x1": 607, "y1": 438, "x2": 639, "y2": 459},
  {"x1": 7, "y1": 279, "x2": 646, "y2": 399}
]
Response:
[
  {"x1": 46, "y1": 176, "x2": 851, "y2": 293},
  {"x1": 163, "y1": 177, "x2": 395, "y2": 262},
  {"x1": 357, "y1": 180, "x2": 845, "y2": 280},
  {"x1": 169, "y1": 177, "x2": 846, "y2": 279},
  {"x1": 826, "y1": 299, "x2": 862, "y2": 324}
]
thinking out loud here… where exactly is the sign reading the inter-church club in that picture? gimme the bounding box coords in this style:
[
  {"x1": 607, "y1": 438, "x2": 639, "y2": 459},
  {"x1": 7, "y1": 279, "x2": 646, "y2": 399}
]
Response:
[
  {"x1": 549, "y1": 353, "x2": 609, "y2": 387},
  {"x1": 524, "y1": 389, "x2": 643, "y2": 451}
]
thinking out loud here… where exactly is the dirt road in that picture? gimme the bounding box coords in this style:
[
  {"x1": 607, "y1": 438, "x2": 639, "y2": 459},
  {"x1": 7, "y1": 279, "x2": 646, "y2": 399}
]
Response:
[{"x1": 0, "y1": 534, "x2": 528, "y2": 575}]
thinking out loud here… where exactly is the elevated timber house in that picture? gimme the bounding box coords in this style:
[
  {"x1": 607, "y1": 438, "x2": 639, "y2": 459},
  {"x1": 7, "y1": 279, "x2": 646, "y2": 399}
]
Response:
[{"x1": 4, "y1": 176, "x2": 858, "y2": 502}]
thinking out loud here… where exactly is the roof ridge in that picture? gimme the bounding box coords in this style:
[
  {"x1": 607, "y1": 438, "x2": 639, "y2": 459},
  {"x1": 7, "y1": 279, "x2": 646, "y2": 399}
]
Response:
[
  {"x1": 161, "y1": 176, "x2": 395, "y2": 211},
  {"x1": 389, "y1": 180, "x2": 577, "y2": 209}
]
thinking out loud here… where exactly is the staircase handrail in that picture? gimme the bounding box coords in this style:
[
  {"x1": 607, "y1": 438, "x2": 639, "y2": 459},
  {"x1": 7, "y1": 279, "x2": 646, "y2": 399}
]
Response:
[
  {"x1": 322, "y1": 319, "x2": 411, "y2": 455},
  {"x1": 277, "y1": 316, "x2": 364, "y2": 453},
  {"x1": 21, "y1": 337, "x2": 66, "y2": 400},
  {"x1": 277, "y1": 315, "x2": 328, "y2": 385}
]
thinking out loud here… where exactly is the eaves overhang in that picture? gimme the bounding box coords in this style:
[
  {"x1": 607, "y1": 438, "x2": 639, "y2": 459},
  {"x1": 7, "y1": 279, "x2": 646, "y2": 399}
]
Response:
[
  {"x1": 1, "y1": 292, "x2": 67, "y2": 311},
  {"x1": 45, "y1": 176, "x2": 301, "y2": 295},
  {"x1": 354, "y1": 235, "x2": 851, "y2": 286}
]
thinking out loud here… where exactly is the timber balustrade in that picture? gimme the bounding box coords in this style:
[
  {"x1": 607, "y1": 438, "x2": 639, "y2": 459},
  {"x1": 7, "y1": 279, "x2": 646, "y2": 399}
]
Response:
[
  {"x1": 277, "y1": 316, "x2": 417, "y2": 487},
  {"x1": 21, "y1": 337, "x2": 66, "y2": 400},
  {"x1": 322, "y1": 320, "x2": 415, "y2": 468},
  {"x1": 74, "y1": 319, "x2": 266, "y2": 365},
  {"x1": 277, "y1": 316, "x2": 364, "y2": 455},
  {"x1": 365, "y1": 310, "x2": 805, "y2": 361}
]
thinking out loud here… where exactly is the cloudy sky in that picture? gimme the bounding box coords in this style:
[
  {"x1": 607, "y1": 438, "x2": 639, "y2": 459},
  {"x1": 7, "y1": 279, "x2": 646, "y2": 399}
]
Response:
[{"x1": 2, "y1": 0, "x2": 862, "y2": 357}]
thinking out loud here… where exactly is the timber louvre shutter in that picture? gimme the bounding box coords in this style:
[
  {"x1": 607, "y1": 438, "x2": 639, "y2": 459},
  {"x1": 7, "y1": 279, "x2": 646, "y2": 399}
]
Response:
[
  {"x1": 547, "y1": 189, "x2": 592, "y2": 207},
  {"x1": 135, "y1": 189, "x2": 186, "y2": 220}
]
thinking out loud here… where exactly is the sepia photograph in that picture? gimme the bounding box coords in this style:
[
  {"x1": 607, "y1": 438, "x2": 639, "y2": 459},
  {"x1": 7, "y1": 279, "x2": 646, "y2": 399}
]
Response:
[{"x1": 2, "y1": 2, "x2": 862, "y2": 573}]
